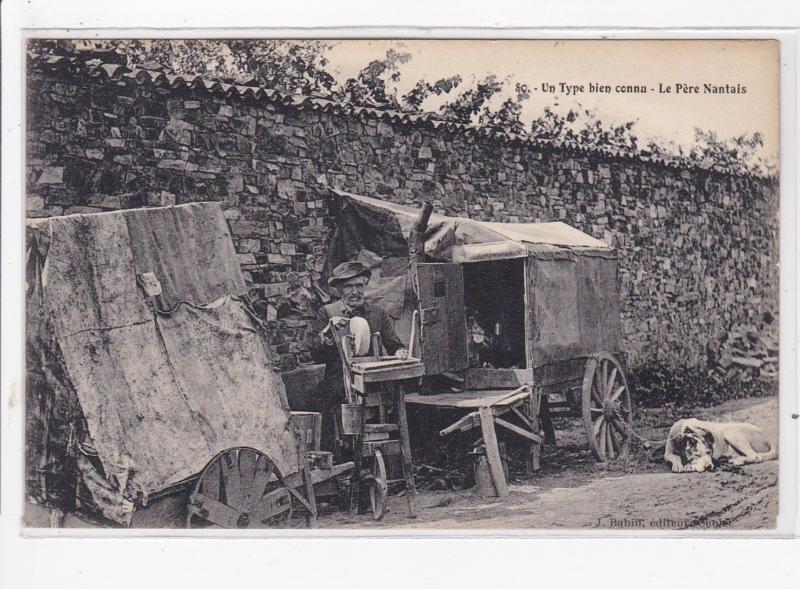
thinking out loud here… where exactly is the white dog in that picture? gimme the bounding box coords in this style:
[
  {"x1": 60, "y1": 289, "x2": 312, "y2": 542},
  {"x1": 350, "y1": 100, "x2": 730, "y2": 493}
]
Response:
[{"x1": 664, "y1": 418, "x2": 777, "y2": 473}]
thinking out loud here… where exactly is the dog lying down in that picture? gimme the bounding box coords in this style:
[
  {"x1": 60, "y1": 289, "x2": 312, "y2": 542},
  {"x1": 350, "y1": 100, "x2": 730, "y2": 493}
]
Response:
[{"x1": 664, "y1": 418, "x2": 777, "y2": 473}]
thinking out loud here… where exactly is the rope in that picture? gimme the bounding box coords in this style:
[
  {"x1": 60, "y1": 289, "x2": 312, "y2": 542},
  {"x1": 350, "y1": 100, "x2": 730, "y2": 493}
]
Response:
[
  {"x1": 603, "y1": 419, "x2": 672, "y2": 471},
  {"x1": 616, "y1": 421, "x2": 668, "y2": 449},
  {"x1": 150, "y1": 294, "x2": 235, "y2": 316}
]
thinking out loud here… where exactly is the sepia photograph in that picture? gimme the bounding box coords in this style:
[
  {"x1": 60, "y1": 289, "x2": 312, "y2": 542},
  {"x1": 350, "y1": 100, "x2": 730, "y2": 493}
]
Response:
[{"x1": 19, "y1": 37, "x2": 782, "y2": 532}]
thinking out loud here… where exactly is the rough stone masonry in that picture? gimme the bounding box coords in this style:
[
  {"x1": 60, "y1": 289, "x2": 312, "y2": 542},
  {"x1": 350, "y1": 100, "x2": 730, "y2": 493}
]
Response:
[{"x1": 25, "y1": 51, "x2": 779, "y2": 402}]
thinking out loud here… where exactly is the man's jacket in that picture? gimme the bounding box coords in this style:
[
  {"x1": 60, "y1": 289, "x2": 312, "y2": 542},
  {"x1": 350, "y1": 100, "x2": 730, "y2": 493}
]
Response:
[{"x1": 310, "y1": 300, "x2": 405, "y2": 403}]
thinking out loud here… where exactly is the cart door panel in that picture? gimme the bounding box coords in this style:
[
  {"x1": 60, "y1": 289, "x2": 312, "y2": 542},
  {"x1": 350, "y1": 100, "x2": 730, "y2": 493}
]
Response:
[{"x1": 416, "y1": 263, "x2": 467, "y2": 374}]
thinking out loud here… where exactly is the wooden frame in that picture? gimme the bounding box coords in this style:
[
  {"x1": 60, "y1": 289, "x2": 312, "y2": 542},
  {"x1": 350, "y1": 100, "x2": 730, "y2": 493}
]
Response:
[
  {"x1": 524, "y1": 256, "x2": 534, "y2": 373},
  {"x1": 407, "y1": 385, "x2": 543, "y2": 496}
]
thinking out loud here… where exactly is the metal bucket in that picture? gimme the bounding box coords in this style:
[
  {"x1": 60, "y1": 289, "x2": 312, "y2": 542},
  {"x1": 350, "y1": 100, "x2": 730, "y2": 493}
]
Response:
[{"x1": 472, "y1": 442, "x2": 509, "y2": 497}]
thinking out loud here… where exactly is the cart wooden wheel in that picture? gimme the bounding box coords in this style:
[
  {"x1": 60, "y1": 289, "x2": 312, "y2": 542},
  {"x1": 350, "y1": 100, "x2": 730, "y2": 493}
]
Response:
[
  {"x1": 187, "y1": 447, "x2": 293, "y2": 529},
  {"x1": 368, "y1": 449, "x2": 388, "y2": 521},
  {"x1": 581, "y1": 353, "x2": 634, "y2": 463}
]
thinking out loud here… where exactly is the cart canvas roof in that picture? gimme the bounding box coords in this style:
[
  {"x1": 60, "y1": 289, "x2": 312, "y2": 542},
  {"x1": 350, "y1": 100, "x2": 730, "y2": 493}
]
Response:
[{"x1": 330, "y1": 188, "x2": 614, "y2": 263}]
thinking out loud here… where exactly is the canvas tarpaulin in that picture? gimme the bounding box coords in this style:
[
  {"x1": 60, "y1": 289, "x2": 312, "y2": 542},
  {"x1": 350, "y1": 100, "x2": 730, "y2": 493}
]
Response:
[
  {"x1": 527, "y1": 254, "x2": 623, "y2": 367},
  {"x1": 328, "y1": 188, "x2": 615, "y2": 265},
  {"x1": 124, "y1": 204, "x2": 247, "y2": 312},
  {"x1": 26, "y1": 203, "x2": 299, "y2": 525}
]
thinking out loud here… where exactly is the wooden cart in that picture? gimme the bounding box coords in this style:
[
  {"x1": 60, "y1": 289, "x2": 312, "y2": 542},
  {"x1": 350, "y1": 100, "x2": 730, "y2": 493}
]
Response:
[
  {"x1": 324, "y1": 189, "x2": 635, "y2": 494},
  {"x1": 326, "y1": 191, "x2": 634, "y2": 467},
  {"x1": 27, "y1": 203, "x2": 349, "y2": 530},
  {"x1": 412, "y1": 255, "x2": 633, "y2": 466}
]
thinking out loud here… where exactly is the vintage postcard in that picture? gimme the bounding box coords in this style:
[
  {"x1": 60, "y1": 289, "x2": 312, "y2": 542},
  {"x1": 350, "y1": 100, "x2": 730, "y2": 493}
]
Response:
[{"x1": 20, "y1": 38, "x2": 783, "y2": 532}]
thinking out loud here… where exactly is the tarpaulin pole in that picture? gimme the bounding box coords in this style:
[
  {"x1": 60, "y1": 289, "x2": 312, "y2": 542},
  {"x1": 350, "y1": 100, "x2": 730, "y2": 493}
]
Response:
[{"x1": 408, "y1": 202, "x2": 433, "y2": 263}]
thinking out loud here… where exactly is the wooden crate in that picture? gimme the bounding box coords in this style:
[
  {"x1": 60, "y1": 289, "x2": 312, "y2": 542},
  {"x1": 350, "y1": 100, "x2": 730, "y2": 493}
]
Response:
[{"x1": 290, "y1": 411, "x2": 322, "y2": 451}]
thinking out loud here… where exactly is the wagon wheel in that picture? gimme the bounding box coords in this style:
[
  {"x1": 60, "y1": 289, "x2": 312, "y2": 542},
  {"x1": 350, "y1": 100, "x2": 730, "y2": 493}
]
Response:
[
  {"x1": 187, "y1": 447, "x2": 293, "y2": 529},
  {"x1": 581, "y1": 353, "x2": 634, "y2": 463},
  {"x1": 368, "y1": 450, "x2": 388, "y2": 521}
]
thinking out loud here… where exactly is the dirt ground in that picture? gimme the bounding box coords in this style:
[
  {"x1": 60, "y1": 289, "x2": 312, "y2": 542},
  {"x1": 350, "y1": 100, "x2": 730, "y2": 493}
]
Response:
[
  {"x1": 25, "y1": 395, "x2": 779, "y2": 532},
  {"x1": 317, "y1": 395, "x2": 779, "y2": 531}
]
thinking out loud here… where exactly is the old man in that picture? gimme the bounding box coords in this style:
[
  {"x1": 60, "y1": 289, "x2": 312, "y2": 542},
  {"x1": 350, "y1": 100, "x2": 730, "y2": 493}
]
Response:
[{"x1": 311, "y1": 260, "x2": 408, "y2": 452}]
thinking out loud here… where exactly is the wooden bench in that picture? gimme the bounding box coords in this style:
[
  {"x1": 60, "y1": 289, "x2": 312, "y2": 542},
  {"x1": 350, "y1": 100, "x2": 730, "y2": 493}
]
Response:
[{"x1": 405, "y1": 385, "x2": 542, "y2": 497}]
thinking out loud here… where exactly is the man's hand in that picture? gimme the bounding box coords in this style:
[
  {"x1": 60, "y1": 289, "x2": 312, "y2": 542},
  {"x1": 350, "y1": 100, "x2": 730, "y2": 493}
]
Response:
[
  {"x1": 321, "y1": 316, "x2": 350, "y2": 347},
  {"x1": 331, "y1": 316, "x2": 349, "y2": 330},
  {"x1": 320, "y1": 322, "x2": 335, "y2": 347},
  {"x1": 395, "y1": 348, "x2": 409, "y2": 360},
  {"x1": 320, "y1": 330, "x2": 334, "y2": 346}
]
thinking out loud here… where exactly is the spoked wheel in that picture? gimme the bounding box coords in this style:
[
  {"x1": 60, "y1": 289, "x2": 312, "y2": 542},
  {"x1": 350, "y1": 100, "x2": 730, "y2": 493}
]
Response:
[
  {"x1": 581, "y1": 353, "x2": 634, "y2": 463},
  {"x1": 367, "y1": 450, "x2": 388, "y2": 521},
  {"x1": 187, "y1": 447, "x2": 292, "y2": 529}
]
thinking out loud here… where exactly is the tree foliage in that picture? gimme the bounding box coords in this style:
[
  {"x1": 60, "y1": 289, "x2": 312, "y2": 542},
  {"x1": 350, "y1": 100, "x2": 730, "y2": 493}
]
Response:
[
  {"x1": 530, "y1": 106, "x2": 639, "y2": 154},
  {"x1": 329, "y1": 48, "x2": 465, "y2": 113},
  {"x1": 330, "y1": 49, "x2": 411, "y2": 108},
  {"x1": 437, "y1": 74, "x2": 504, "y2": 124},
  {"x1": 402, "y1": 75, "x2": 464, "y2": 111},
  {"x1": 32, "y1": 39, "x2": 337, "y2": 94},
  {"x1": 684, "y1": 129, "x2": 775, "y2": 177},
  {"x1": 480, "y1": 82, "x2": 531, "y2": 135}
]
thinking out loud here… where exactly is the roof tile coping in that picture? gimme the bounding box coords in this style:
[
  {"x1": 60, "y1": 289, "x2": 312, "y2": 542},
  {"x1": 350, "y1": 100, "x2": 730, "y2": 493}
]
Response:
[{"x1": 27, "y1": 50, "x2": 774, "y2": 180}]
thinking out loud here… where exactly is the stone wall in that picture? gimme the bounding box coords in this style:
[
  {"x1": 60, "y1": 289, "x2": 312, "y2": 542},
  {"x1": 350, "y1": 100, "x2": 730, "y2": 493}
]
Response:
[{"x1": 25, "y1": 55, "x2": 779, "y2": 400}]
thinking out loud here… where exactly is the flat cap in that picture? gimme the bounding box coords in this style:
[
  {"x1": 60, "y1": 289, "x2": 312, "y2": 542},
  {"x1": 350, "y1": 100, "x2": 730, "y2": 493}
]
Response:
[{"x1": 327, "y1": 260, "x2": 372, "y2": 287}]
